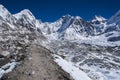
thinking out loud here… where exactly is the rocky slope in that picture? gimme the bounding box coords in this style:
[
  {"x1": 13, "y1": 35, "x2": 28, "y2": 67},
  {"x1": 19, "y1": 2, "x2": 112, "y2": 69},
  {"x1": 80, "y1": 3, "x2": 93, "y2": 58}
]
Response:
[
  {"x1": 0, "y1": 4, "x2": 80, "y2": 80},
  {"x1": 1, "y1": 45, "x2": 70, "y2": 80},
  {"x1": 0, "y1": 4, "x2": 120, "y2": 80},
  {"x1": 45, "y1": 40, "x2": 120, "y2": 80}
]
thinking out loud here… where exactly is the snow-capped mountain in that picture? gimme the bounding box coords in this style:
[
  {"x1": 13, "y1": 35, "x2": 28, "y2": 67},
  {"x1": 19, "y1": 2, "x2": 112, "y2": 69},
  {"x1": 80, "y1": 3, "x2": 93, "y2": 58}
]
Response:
[
  {"x1": 90, "y1": 15, "x2": 106, "y2": 24},
  {"x1": 0, "y1": 4, "x2": 120, "y2": 80},
  {"x1": 105, "y1": 10, "x2": 120, "y2": 33},
  {"x1": 39, "y1": 12, "x2": 120, "y2": 43},
  {"x1": 39, "y1": 15, "x2": 95, "y2": 40},
  {"x1": 0, "y1": 5, "x2": 11, "y2": 20},
  {"x1": 56, "y1": 15, "x2": 95, "y2": 40},
  {"x1": 13, "y1": 9, "x2": 42, "y2": 32},
  {"x1": 103, "y1": 10, "x2": 120, "y2": 42},
  {"x1": 0, "y1": 5, "x2": 16, "y2": 29},
  {"x1": 89, "y1": 16, "x2": 107, "y2": 35},
  {"x1": 108, "y1": 10, "x2": 120, "y2": 26},
  {"x1": 0, "y1": 5, "x2": 42, "y2": 33},
  {"x1": 0, "y1": 4, "x2": 119, "y2": 43}
]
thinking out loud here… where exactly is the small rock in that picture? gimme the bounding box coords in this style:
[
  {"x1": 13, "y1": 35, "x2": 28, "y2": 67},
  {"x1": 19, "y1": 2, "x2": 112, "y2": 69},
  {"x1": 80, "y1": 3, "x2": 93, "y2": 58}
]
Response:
[
  {"x1": 32, "y1": 71, "x2": 35, "y2": 75},
  {"x1": 17, "y1": 47, "x2": 22, "y2": 50},
  {"x1": 0, "y1": 51, "x2": 10, "y2": 58}
]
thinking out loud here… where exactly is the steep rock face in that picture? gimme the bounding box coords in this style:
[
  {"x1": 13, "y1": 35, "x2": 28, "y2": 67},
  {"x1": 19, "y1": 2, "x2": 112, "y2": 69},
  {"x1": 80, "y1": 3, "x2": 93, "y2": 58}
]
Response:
[
  {"x1": 90, "y1": 15, "x2": 106, "y2": 25},
  {"x1": 58, "y1": 15, "x2": 94, "y2": 34},
  {"x1": 39, "y1": 15, "x2": 95, "y2": 40},
  {"x1": 104, "y1": 10, "x2": 120, "y2": 42},
  {"x1": 105, "y1": 10, "x2": 120, "y2": 33},
  {"x1": 57, "y1": 15, "x2": 95, "y2": 40},
  {"x1": 107, "y1": 10, "x2": 120, "y2": 26},
  {"x1": 89, "y1": 16, "x2": 107, "y2": 35}
]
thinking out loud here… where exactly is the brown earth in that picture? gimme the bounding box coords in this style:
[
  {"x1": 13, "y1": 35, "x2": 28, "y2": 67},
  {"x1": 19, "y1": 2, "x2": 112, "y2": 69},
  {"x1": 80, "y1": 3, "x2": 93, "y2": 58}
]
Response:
[{"x1": 1, "y1": 45, "x2": 70, "y2": 80}]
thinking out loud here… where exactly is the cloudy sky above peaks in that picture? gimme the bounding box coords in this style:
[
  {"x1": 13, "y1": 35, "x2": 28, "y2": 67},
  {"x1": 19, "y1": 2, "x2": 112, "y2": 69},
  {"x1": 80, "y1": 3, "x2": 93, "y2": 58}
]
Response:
[{"x1": 0, "y1": 0, "x2": 120, "y2": 22}]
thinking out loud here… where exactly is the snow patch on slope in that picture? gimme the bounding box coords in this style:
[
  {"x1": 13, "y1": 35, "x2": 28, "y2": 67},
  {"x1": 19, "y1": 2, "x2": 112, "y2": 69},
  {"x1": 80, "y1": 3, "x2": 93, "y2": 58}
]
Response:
[
  {"x1": 54, "y1": 54, "x2": 92, "y2": 80},
  {"x1": 0, "y1": 62, "x2": 17, "y2": 78}
]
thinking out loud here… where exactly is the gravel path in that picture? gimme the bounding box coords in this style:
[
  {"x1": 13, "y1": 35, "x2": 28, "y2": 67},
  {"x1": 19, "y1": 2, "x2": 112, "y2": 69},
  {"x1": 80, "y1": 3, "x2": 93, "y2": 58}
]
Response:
[{"x1": 2, "y1": 45, "x2": 69, "y2": 80}]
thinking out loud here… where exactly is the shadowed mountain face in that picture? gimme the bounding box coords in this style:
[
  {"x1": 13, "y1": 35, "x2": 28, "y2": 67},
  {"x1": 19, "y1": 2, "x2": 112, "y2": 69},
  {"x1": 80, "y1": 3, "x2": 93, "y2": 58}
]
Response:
[{"x1": 0, "y1": 4, "x2": 120, "y2": 80}]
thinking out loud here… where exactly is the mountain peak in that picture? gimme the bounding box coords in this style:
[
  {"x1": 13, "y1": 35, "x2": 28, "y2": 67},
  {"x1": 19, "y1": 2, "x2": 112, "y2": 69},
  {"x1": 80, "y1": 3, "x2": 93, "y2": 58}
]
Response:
[
  {"x1": 0, "y1": 4, "x2": 11, "y2": 19},
  {"x1": 75, "y1": 16, "x2": 82, "y2": 19},
  {"x1": 107, "y1": 10, "x2": 120, "y2": 24},
  {"x1": 14, "y1": 9, "x2": 35, "y2": 20},
  {"x1": 90, "y1": 15, "x2": 106, "y2": 25},
  {"x1": 0, "y1": 4, "x2": 4, "y2": 8},
  {"x1": 93, "y1": 15, "x2": 106, "y2": 22},
  {"x1": 115, "y1": 10, "x2": 120, "y2": 17},
  {"x1": 62, "y1": 14, "x2": 72, "y2": 17},
  {"x1": 61, "y1": 14, "x2": 74, "y2": 19},
  {"x1": 62, "y1": 15, "x2": 82, "y2": 19}
]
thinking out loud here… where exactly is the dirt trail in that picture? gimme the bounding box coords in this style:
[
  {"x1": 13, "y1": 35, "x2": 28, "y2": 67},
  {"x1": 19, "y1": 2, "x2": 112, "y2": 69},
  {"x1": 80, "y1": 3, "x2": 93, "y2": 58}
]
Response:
[{"x1": 2, "y1": 45, "x2": 69, "y2": 80}]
